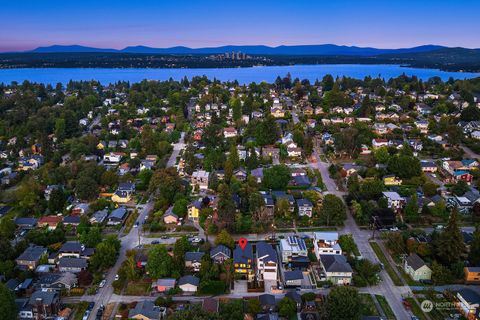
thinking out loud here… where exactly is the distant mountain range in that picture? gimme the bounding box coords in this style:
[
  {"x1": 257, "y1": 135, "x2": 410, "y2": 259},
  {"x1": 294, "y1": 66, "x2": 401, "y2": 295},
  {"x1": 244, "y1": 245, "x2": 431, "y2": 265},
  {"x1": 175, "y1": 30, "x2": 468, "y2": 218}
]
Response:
[{"x1": 29, "y1": 44, "x2": 452, "y2": 56}]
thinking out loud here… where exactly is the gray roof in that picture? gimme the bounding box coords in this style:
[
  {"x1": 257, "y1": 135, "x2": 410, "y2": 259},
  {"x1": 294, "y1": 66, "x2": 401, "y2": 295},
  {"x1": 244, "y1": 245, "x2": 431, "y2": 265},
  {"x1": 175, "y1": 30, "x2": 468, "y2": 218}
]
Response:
[
  {"x1": 185, "y1": 251, "x2": 205, "y2": 262},
  {"x1": 14, "y1": 217, "x2": 37, "y2": 227},
  {"x1": 284, "y1": 270, "x2": 304, "y2": 281},
  {"x1": 59, "y1": 241, "x2": 83, "y2": 253},
  {"x1": 109, "y1": 207, "x2": 127, "y2": 220},
  {"x1": 29, "y1": 290, "x2": 58, "y2": 306},
  {"x1": 259, "y1": 293, "x2": 276, "y2": 306},
  {"x1": 457, "y1": 289, "x2": 480, "y2": 305},
  {"x1": 320, "y1": 254, "x2": 353, "y2": 273},
  {"x1": 58, "y1": 257, "x2": 87, "y2": 269},
  {"x1": 256, "y1": 241, "x2": 278, "y2": 264},
  {"x1": 128, "y1": 301, "x2": 160, "y2": 320},
  {"x1": 233, "y1": 242, "x2": 253, "y2": 264},
  {"x1": 17, "y1": 246, "x2": 47, "y2": 262},
  {"x1": 178, "y1": 275, "x2": 199, "y2": 287},
  {"x1": 210, "y1": 245, "x2": 231, "y2": 259},
  {"x1": 406, "y1": 253, "x2": 427, "y2": 271}
]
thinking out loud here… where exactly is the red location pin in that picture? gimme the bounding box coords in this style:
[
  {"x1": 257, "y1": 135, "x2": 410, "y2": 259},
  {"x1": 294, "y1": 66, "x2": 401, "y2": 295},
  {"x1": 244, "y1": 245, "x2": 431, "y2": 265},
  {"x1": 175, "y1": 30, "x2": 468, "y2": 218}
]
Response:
[{"x1": 239, "y1": 238, "x2": 248, "y2": 251}]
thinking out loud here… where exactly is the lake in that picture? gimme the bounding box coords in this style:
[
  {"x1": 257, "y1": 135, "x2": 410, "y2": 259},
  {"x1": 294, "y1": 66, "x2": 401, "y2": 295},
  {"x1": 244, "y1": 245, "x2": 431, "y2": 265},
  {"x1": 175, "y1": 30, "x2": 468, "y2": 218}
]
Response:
[{"x1": 0, "y1": 64, "x2": 479, "y2": 85}]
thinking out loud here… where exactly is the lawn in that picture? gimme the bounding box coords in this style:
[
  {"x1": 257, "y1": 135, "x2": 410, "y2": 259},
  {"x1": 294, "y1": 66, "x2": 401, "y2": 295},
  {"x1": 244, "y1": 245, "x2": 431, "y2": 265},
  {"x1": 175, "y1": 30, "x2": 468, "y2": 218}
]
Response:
[
  {"x1": 375, "y1": 295, "x2": 397, "y2": 320},
  {"x1": 359, "y1": 294, "x2": 380, "y2": 317},
  {"x1": 73, "y1": 302, "x2": 89, "y2": 320},
  {"x1": 369, "y1": 241, "x2": 403, "y2": 286},
  {"x1": 124, "y1": 281, "x2": 152, "y2": 296}
]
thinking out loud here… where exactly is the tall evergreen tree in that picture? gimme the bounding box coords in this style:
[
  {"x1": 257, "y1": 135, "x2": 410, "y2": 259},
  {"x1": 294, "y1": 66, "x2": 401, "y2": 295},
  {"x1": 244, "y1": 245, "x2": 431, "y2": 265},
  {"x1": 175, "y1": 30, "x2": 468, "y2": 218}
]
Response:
[
  {"x1": 436, "y1": 208, "x2": 466, "y2": 265},
  {"x1": 469, "y1": 225, "x2": 480, "y2": 266}
]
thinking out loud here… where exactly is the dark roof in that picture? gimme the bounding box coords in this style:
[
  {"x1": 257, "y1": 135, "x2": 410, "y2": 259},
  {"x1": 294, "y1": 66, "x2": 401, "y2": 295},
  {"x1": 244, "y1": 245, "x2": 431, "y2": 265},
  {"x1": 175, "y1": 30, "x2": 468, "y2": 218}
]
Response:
[
  {"x1": 185, "y1": 251, "x2": 205, "y2": 262},
  {"x1": 128, "y1": 301, "x2": 160, "y2": 319},
  {"x1": 109, "y1": 207, "x2": 127, "y2": 220},
  {"x1": 178, "y1": 275, "x2": 200, "y2": 287},
  {"x1": 233, "y1": 242, "x2": 253, "y2": 264},
  {"x1": 59, "y1": 241, "x2": 83, "y2": 253},
  {"x1": 17, "y1": 246, "x2": 47, "y2": 262},
  {"x1": 29, "y1": 290, "x2": 58, "y2": 306},
  {"x1": 284, "y1": 270, "x2": 304, "y2": 281},
  {"x1": 210, "y1": 245, "x2": 231, "y2": 259},
  {"x1": 285, "y1": 291, "x2": 302, "y2": 304},
  {"x1": 256, "y1": 241, "x2": 278, "y2": 264},
  {"x1": 297, "y1": 198, "x2": 313, "y2": 207},
  {"x1": 14, "y1": 217, "x2": 37, "y2": 226},
  {"x1": 406, "y1": 253, "x2": 427, "y2": 271},
  {"x1": 259, "y1": 294, "x2": 276, "y2": 306},
  {"x1": 63, "y1": 216, "x2": 81, "y2": 224},
  {"x1": 5, "y1": 278, "x2": 19, "y2": 291},
  {"x1": 58, "y1": 257, "x2": 87, "y2": 269},
  {"x1": 457, "y1": 289, "x2": 480, "y2": 305},
  {"x1": 0, "y1": 206, "x2": 12, "y2": 216},
  {"x1": 320, "y1": 255, "x2": 353, "y2": 273}
]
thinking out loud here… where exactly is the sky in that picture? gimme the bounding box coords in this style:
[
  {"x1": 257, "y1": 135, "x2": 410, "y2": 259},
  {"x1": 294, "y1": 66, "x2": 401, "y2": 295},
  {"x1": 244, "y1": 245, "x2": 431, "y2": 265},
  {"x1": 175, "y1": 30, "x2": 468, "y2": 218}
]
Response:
[{"x1": 1, "y1": 0, "x2": 479, "y2": 52}]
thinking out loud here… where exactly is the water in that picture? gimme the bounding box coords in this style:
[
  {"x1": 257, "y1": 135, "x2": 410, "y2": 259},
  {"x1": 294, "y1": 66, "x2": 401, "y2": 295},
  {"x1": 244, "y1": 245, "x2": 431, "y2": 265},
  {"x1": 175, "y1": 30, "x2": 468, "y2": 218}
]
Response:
[{"x1": 0, "y1": 64, "x2": 478, "y2": 85}]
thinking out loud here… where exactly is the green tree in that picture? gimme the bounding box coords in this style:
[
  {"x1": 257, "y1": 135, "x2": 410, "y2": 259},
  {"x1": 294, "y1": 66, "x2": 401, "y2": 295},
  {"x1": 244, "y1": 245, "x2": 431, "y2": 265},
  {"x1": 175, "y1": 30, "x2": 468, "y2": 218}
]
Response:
[
  {"x1": 326, "y1": 286, "x2": 361, "y2": 320},
  {"x1": 75, "y1": 175, "x2": 98, "y2": 200},
  {"x1": 278, "y1": 297, "x2": 297, "y2": 318},
  {"x1": 48, "y1": 188, "x2": 66, "y2": 213},
  {"x1": 0, "y1": 282, "x2": 17, "y2": 320},
  {"x1": 214, "y1": 229, "x2": 235, "y2": 249},
  {"x1": 0, "y1": 218, "x2": 15, "y2": 240},
  {"x1": 263, "y1": 165, "x2": 291, "y2": 190},
  {"x1": 247, "y1": 298, "x2": 262, "y2": 316},
  {"x1": 452, "y1": 180, "x2": 470, "y2": 196},
  {"x1": 405, "y1": 194, "x2": 419, "y2": 223},
  {"x1": 90, "y1": 235, "x2": 120, "y2": 271},
  {"x1": 436, "y1": 208, "x2": 466, "y2": 265},
  {"x1": 387, "y1": 155, "x2": 421, "y2": 179},
  {"x1": 173, "y1": 236, "x2": 192, "y2": 273},
  {"x1": 147, "y1": 245, "x2": 173, "y2": 278},
  {"x1": 320, "y1": 194, "x2": 346, "y2": 226},
  {"x1": 219, "y1": 299, "x2": 244, "y2": 320},
  {"x1": 374, "y1": 147, "x2": 390, "y2": 164},
  {"x1": 468, "y1": 225, "x2": 480, "y2": 266},
  {"x1": 431, "y1": 260, "x2": 453, "y2": 285}
]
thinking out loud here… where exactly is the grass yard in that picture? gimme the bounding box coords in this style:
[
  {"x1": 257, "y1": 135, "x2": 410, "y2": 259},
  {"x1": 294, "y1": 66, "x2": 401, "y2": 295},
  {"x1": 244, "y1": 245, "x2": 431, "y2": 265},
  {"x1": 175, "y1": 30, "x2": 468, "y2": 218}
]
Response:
[
  {"x1": 375, "y1": 295, "x2": 397, "y2": 320},
  {"x1": 359, "y1": 294, "x2": 380, "y2": 317},
  {"x1": 124, "y1": 281, "x2": 152, "y2": 296},
  {"x1": 405, "y1": 297, "x2": 427, "y2": 320},
  {"x1": 369, "y1": 241, "x2": 403, "y2": 286},
  {"x1": 73, "y1": 302, "x2": 89, "y2": 320}
]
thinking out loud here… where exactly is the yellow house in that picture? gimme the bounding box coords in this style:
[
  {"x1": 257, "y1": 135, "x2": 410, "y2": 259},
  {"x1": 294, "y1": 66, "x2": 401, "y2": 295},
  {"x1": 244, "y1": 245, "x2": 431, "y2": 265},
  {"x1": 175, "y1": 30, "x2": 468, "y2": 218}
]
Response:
[
  {"x1": 270, "y1": 107, "x2": 285, "y2": 118},
  {"x1": 111, "y1": 190, "x2": 131, "y2": 203},
  {"x1": 383, "y1": 175, "x2": 402, "y2": 186},
  {"x1": 96, "y1": 141, "x2": 106, "y2": 150},
  {"x1": 188, "y1": 201, "x2": 202, "y2": 221},
  {"x1": 464, "y1": 267, "x2": 480, "y2": 284}
]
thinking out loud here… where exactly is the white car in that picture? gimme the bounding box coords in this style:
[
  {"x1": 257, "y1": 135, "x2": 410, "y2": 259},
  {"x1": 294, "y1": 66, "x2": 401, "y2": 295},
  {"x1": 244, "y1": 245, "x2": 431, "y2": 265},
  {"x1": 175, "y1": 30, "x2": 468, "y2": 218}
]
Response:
[
  {"x1": 191, "y1": 237, "x2": 202, "y2": 243},
  {"x1": 99, "y1": 280, "x2": 106, "y2": 288},
  {"x1": 114, "y1": 274, "x2": 119, "y2": 281},
  {"x1": 390, "y1": 227, "x2": 399, "y2": 232}
]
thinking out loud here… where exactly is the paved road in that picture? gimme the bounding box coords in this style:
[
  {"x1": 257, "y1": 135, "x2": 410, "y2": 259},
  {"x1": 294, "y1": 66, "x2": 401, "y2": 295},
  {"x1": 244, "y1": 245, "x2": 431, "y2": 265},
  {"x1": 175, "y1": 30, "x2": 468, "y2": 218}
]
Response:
[
  {"x1": 308, "y1": 147, "x2": 414, "y2": 320},
  {"x1": 88, "y1": 202, "x2": 154, "y2": 319},
  {"x1": 166, "y1": 132, "x2": 186, "y2": 168},
  {"x1": 461, "y1": 144, "x2": 480, "y2": 159}
]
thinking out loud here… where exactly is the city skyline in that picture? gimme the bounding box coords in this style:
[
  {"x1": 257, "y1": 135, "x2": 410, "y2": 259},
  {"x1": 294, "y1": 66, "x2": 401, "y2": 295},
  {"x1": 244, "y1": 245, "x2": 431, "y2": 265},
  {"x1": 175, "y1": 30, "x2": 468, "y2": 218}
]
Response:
[{"x1": 1, "y1": 0, "x2": 479, "y2": 52}]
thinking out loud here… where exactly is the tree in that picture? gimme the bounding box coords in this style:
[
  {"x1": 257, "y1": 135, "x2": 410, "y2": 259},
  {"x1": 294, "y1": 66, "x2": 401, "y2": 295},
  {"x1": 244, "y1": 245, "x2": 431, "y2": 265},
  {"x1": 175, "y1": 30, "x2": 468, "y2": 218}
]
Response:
[
  {"x1": 77, "y1": 270, "x2": 93, "y2": 286},
  {"x1": 90, "y1": 235, "x2": 120, "y2": 271},
  {"x1": 278, "y1": 297, "x2": 297, "y2": 318},
  {"x1": 404, "y1": 194, "x2": 419, "y2": 223},
  {"x1": 320, "y1": 194, "x2": 346, "y2": 226},
  {"x1": 263, "y1": 165, "x2": 291, "y2": 190},
  {"x1": 326, "y1": 286, "x2": 361, "y2": 320},
  {"x1": 338, "y1": 234, "x2": 358, "y2": 256},
  {"x1": 431, "y1": 260, "x2": 453, "y2": 285},
  {"x1": 0, "y1": 282, "x2": 17, "y2": 320},
  {"x1": 75, "y1": 175, "x2": 98, "y2": 200},
  {"x1": 275, "y1": 198, "x2": 292, "y2": 219},
  {"x1": 247, "y1": 298, "x2": 262, "y2": 316},
  {"x1": 423, "y1": 182, "x2": 438, "y2": 197},
  {"x1": 436, "y1": 208, "x2": 466, "y2": 265},
  {"x1": 214, "y1": 229, "x2": 235, "y2": 249},
  {"x1": 80, "y1": 226, "x2": 102, "y2": 248},
  {"x1": 170, "y1": 304, "x2": 220, "y2": 320},
  {"x1": 219, "y1": 299, "x2": 244, "y2": 320},
  {"x1": 469, "y1": 225, "x2": 480, "y2": 266},
  {"x1": 387, "y1": 155, "x2": 421, "y2": 179},
  {"x1": 147, "y1": 245, "x2": 173, "y2": 278},
  {"x1": 452, "y1": 180, "x2": 470, "y2": 196},
  {"x1": 48, "y1": 188, "x2": 66, "y2": 213},
  {"x1": 0, "y1": 218, "x2": 15, "y2": 240},
  {"x1": 149, "y1": 168, "x2": 183, "y2": 204},
  {"x1": 173, "y1": 236, "x2": 192, "y2": 273},
  {"x1": 374, "y1": 147, "x2": 390, "y2": 164}
]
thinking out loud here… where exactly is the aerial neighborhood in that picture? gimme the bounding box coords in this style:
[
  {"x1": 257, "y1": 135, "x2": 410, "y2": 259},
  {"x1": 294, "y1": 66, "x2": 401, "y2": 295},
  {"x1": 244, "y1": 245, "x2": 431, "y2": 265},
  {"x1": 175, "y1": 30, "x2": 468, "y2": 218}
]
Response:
[{"x1": 1, "y1": 74, "x2": 480, "y2": 320}]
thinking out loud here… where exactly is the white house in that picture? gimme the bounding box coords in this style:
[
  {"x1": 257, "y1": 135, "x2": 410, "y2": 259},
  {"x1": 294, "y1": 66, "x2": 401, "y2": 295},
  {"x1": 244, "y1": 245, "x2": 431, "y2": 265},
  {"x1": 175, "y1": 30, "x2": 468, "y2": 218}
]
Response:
[
  {"x1": 279, "y1": 236, "x2": 308, "y2": 263},
  {"x1": 256, "y1": 242, "x2": 278, "y2": 281},
  {"x1": 313, "y1": 232, "x2": 342, "y2": 260}
]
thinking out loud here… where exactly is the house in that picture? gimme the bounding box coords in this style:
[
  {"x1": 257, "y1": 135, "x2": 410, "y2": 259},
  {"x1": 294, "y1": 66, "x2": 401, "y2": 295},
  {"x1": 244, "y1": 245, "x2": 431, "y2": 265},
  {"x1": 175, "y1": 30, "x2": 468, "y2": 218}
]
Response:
[
  {"x1": 287, "y1": 147, "x2": 302, "y2": 158},
  {"x1": 251, "y1": 168, "x2": 264, "y2": 184},
  {"x1": 16, "y1": 246, "x2": 47, "y2": 270},
  {"x1": 279, "y1": 236, "x2": 308, "y2": 264},
  {"x1": 223, "y1": 127, "x2": 238, "y2": 138},
  {"x1": 404, "y1": 253, "x2": 432, "y2": 281},
  {"x1": 210, "y1": 245, "x2": 232, "y2": 264},
  {"x1": 153, "y1": 278, "x2": 176, "y2": 293},
  {"x1": 319, "y1": 254, "x2": 353, "y2": 285},
  {"x1": 372, "y1": 139, "x2": 389, "y2": 149},
  {"x1": 233, "y1": 167, "x2": 247, "y2": 181},
  {"x1": 38, "y1": 215, "x2": 63, "y2": 230},
  {"x1": 128, "y1": 301, "x2": 165, "y2": 320},
  {"x1": 36, "y1": 272, "x2": 77, "y2": 292},
  {"x1": 233, "y1": 242, "x2": 254, "y2": 280},
  {"x1": 382, "y1": 191, "x2": 405, "y2": 211},
  {"x1": 259, "y1": 294, "x2": 277, "y2": 312},
  {"x1": 421, "y1": 161, "x2": 437, "y2": 173},
  {"x1": 18, "y1": 155, "x2": 44, "y2": 171},
  {"x1": 108, "y1": 207, "x2": 128, "y2": 225},
  {"x1": 58, "y1": 257, "x2": 88, "y2": 273},
  {"x1": 187, "y1": 200, "x2": 202, "y2": 221},
  {"x1": 140, "y1": 159, "x2": 155, "y2": 171},
  {"x1": 90, "y1": 209, "x2": 108, "y2": 224},
  {"x1": 58, "y1": 241, "x2": 94, "y2": 259},
  {"x1": 191, "y1": 170, "x2": 210, "y2": 190},
  {"x1": 285, "y1": 291, "x2": 303, "y2": 311},
  {"x1": 456, "y1": 289, "x2": 480, "y2": 320},
  {"x1": 256, "y1": 242, "x2": 278, "y2": 281},
  {"x1": 464, "y1": 267, "x2": 480, "y2": 284},
  {"x1": 111, "y1": 182, "x2": 135, "y2": 203},
  {"x1": 297, "y1": 199, "x2": 313, "y2": 217},
  {"x1": 313, "y1": 232, "x2": 342, "y2": 260},
  {"x1": 472, "y1": 131, "x2": 480, "y2": 140},
  {"x1": 383, "y1": 175, "x2": 402, "y2": 186},
  {"x1": 262, "y1": 147, "x2": 280, "y2": 161},
  {"x1": 163, "y1": 211, "x2": 179, "y2": 224},
  {"x1": 28, "y1": 290, "x2": 60, "y2": 320},
  {"x1": 284, "y1": 270, "x2": 304, "y2": 287},
  {"x1": 271, "y1": 107, "x2": 285, "y2": 118},
  {"x1": 185, "y1": 252, "x2": 205, "y2": 272},
  {"x1": 15, "y1": 217, "x2": 38, "y2": 229},
  {"x1": 178, "y1": 275, "x2": 200, "y2": 292},
  {"x1": 103, "y1": 152, "x2": 122, "y2": 164}
]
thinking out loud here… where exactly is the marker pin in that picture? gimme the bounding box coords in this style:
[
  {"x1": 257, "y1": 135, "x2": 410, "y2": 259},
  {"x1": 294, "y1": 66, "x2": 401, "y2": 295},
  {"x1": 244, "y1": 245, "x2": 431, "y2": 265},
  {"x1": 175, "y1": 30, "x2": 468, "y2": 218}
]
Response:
[{"x1": 239, "y1": 238, "x2": 248, "y2": 250}]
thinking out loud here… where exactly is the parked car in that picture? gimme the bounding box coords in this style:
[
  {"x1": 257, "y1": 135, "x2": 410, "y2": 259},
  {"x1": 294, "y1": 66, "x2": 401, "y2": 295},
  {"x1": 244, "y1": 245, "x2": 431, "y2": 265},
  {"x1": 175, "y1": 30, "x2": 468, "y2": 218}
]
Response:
[
  {"x1": 115, "y1": 274, "x2": 119, "y2": 281},
  {"x1": 151, "y1": 240, "x2": 160, "y2": 244},
  {"x1": 99, "y1": 280, "x2": 106, "y2": 288}
]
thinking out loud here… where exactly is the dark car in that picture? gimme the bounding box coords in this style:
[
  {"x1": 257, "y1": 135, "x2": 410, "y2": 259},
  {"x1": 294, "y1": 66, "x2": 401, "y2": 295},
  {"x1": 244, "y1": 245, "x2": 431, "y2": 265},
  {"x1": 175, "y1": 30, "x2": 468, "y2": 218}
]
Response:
[{"x1": 87, "y1": 302, "x2": 95, "y2": 310}]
